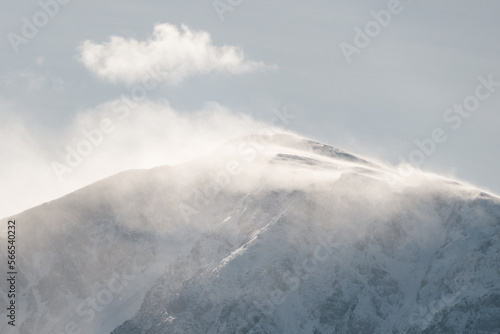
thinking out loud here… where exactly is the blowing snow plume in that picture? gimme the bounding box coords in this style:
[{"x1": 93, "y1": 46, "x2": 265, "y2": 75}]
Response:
[
  {"x1": 0, "y1": 99, "x2": 293, "y2": 220},
  {"x1": 1, "y1": 131, "x2": 500, "y2": 334}
]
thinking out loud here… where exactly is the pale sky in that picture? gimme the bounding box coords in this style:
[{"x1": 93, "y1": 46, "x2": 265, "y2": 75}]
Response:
[{"x1": 1, "y1": 0, "x2": 499, "y2": 219}]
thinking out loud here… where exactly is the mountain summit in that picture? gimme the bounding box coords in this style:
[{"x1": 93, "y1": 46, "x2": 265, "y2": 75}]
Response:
[{"x1": 2, "y1": 133, "x2": 499, "y2": 334}]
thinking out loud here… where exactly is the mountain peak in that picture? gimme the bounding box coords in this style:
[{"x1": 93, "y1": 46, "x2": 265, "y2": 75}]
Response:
[{"x1": 3, "y1": 134, "x2": 500, "y2": 334}]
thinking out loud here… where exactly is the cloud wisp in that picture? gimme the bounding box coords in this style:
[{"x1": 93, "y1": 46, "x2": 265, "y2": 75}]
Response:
[{"x1": 78, "y1": 23, "x2": 275, "y2": 86}]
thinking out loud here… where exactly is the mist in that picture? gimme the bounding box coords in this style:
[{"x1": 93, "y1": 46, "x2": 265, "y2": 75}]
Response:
[{"x1": 0, "y1": 98, "x2": 286, "y2": 220}]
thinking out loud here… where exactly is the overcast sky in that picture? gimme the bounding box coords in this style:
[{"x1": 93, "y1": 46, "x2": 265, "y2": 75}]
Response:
[{"x1": 1, "y1": 0, "x2": 499, "y2": 219}]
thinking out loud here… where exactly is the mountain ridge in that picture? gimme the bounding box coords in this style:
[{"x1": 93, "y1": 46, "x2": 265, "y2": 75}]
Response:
[{"x1": 1, "y1": 133, "x2": 499, "y2": 334}]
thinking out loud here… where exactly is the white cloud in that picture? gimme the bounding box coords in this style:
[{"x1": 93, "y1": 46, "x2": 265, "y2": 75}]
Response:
[{"x1": 78, "y1": 23, "x2": 275, "y2": 85}]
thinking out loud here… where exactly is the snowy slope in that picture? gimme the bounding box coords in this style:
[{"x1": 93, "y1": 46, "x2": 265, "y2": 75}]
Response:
[
  {"x1": 0, "y1": 166, "x2": 194, "y2": 334},
  {"x1": 111, "y1": 134, "x2": 500, "y2": 334},
  {"x1": 2, "y1": 133, "x2": 500, "y2": 334}
]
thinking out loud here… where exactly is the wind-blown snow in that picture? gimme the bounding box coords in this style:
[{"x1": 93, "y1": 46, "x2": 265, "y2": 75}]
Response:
[{"x1": 1, "y1": 133, "x2": 499, "y2": 334}]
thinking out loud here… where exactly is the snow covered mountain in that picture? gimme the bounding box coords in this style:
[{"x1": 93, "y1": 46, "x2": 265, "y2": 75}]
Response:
[{"x1": 2, "y1": 133, "x2": 500, "y2": 334}]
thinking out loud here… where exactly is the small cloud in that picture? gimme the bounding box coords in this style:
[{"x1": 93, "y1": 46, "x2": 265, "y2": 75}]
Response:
[
  {"x1": 78, "y1": 23, "x2": 275, "y2": 85},
  {"x1": 2, "y1": 68, "x2": 66, "y2": 92},
  {"x1": 35, "y1": 55, "x2": 45, "y2": 66},
  {"x1": 20, "y1": 69, "x2": 46, "y2": 91}
]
